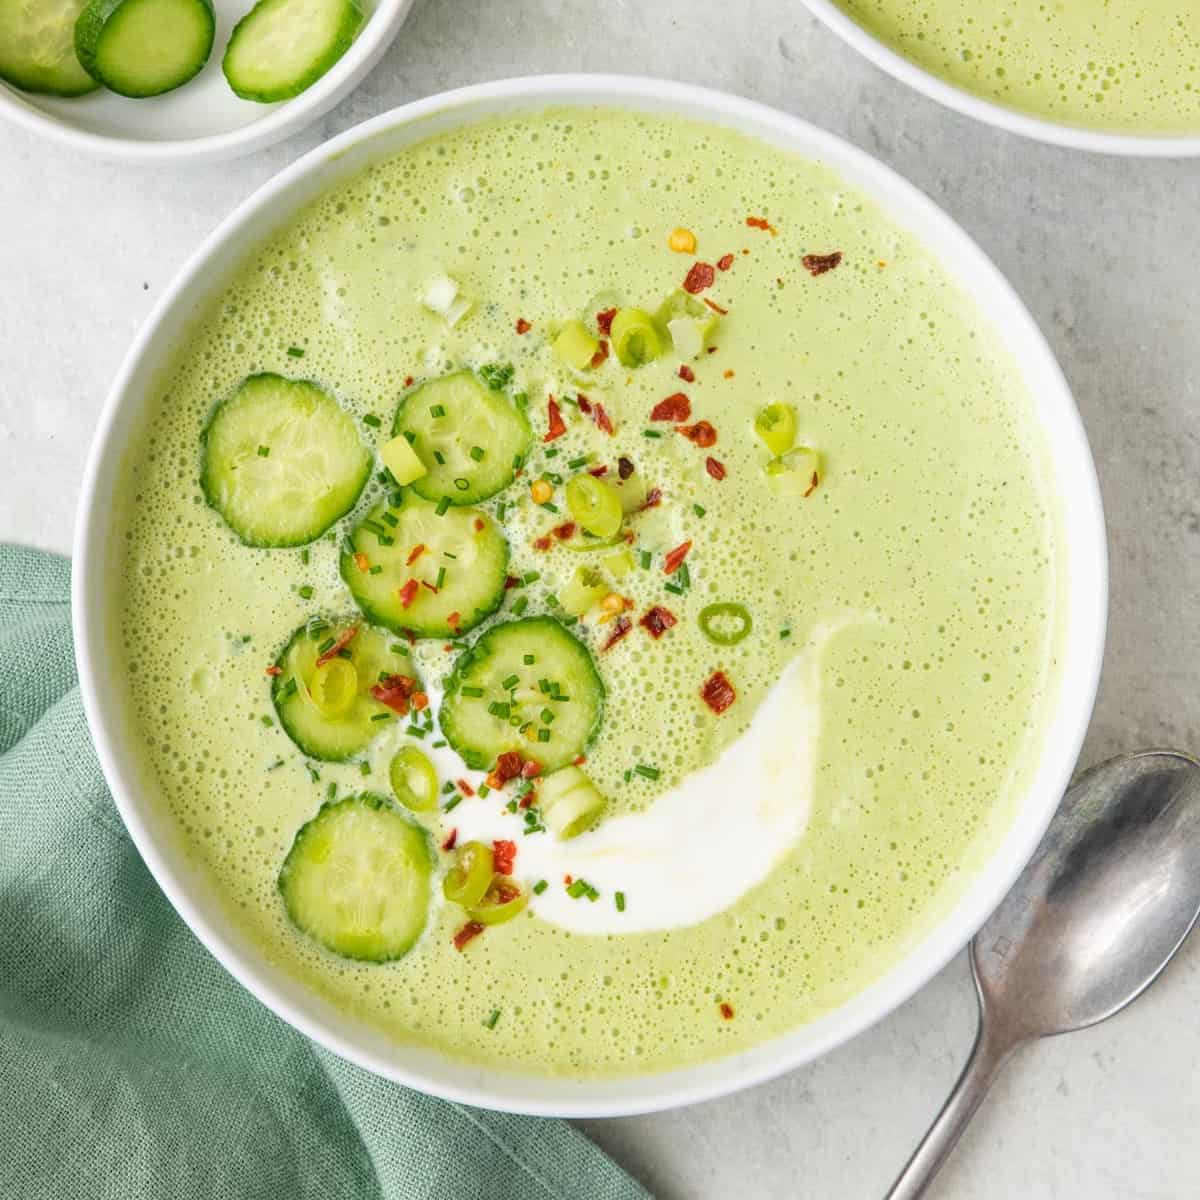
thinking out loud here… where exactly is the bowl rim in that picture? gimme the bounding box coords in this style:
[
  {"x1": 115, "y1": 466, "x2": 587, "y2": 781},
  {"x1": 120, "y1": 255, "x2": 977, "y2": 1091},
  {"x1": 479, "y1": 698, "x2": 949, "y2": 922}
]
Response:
[
  {"x1": 801, "y1": 0, "x2": 1200, "y2": 157},
  {"x1": 0, "y1": 0, "x2": 413, "y2": 165},
  {"x1": 72, "y1": 73, "x2": 1108, "y2": 1116}
]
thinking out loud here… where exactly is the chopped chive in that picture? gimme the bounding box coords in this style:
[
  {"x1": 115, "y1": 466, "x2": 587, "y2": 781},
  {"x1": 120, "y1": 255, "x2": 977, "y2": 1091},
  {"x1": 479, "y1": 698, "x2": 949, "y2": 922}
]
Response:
[
  {"x1": 442, "y1": 780, "x2": 457, "y2": 795},
  {"x1": 566, "y1": 879, "x2": 590, "y2": 898},
  {"x1": 317, "y1": 637, "x2": 335, "y2": 654},
  {"x1": 615, "y1": 891, "x2": 626, "y2": 912},
  {"x1": 389, "y1": 489, "x2": 404, "y2": 506},
  {"x1": 511, "y1": 453, "x2": 522, "y2": 469},
  {"x1": 359, "y1": 761, "x2": 371, "y2": 776},
  {"x1": 642, "y1": 430, "x2": 662, "y2": 439},
  {"x1": 390, "y1": 642, "x2": 409, "y2": 655},
  {"x1": 360, "y1": 519, "x2": 386, "y2": 536},
  {"x1": 298, "y1": 585, "x2": 314, "y2": 600},
  {"x1": 693, "y1": 504, "x2": 706, "y2": 517},
  {"x1": 436, "y1": 496, "x2": 451, "y2": 516},
  {"x1": 370, "y1": 712, "x2": 391, "y2": 722},
  {"x1": 326, "y1": 782, "x2": 337, "y2": 800},
  {"x1": 639, "y1": 550, "x2": 651, "y2": 570},
  {"x1": 533, "y1": 879, "x2": 548, "y2": 895},
  {"x1": 454, "y1": 477, "x2": 469, "y2": 491},
  {"x1": 546, "y1": 472, "x2": 563, "y2": 486},
  {"x1": 511, "y1": 596, "x2": 528, "y2": 616},
  {"x1": 306, "y1": 764, "x2": 319, "y2": 782},
  {"x1": 381, "y1": 511, "x2": 398, "y2": 527},
  {"x1": 780, "y1": 628, "x2": 792, "y2": 639},
  {"x1": 488, "y1": 702, "x2": 511, "y2": 719},
  {"x1": 257, "y1": 445, "x2": 270, "y2": 457},
  {"x1": 432, "y1": 450, "x2": 446, "y2": 465},
  {"x1": 435, "y1": 566, "x2": 446, "y2": 590},
  {"x1": 280, "y1": 678, "x2": 298, "y2": 700},
  {"x1": 461, "y1": 686, "x2": 484, "y2": 698},
  {"x1": 501, "y1": 674, "x2": 519, "y2": 690},
  {"x1": 538, "y1": 678, "x2": 551, "y2": 693},
  {"x1": 567, "y1": 455, "x2": 591, "y2": 469},
  {"x1": 369, "y1": 565, "x2": 382, "y2": 575},
  {"x1": 506, "y1": 798, "x2": 518, "y2": 813},
  {"x1": 523, "y1": 653, "x2": 535, "y2": 665},
  {"x1": 523, "y1": 571, "x2": 541, "y2": 584},
  {"x1": 514, "y1": 392, "x2": 528, "y2": 409},
  {"x1": 635, "y1": 764, "x2": 661, "y2": 780},
  {"x1": 300, "y1": 548, "x2": 309, "y2": 565},
  {"x1": 544, "y1": 593, "x2": 560, "y2": 608},
  {"x1": 443, "y1": 795, "x2": 462, "y2": 813},
  {"x1": 496, "y1": 502, "x2": 507, "y2": 522},
  {"x1": 377, "y1": 534, "x2": 394, "y2": 546},
  {"x1": 429, "y1": 404, "x2": 446, "y2": 418},
  {"x1": 665, "y1": 582, "x2": 684, "y2": 595},
  {"x1": 469, "y1": 446, "x2": 485, "y2": 461},
  {"x1": 363, "y1": 414, "x2": 382, "y2": 428},
  {"x1": 540, "y1": 708, "x2": 555, "y2": 724},
  {"x1": 287, "y1": 346, "x2": 305, "y2": 358},
  {"x1": 378, "y1": 469, "x2": 392, "y2": 485},
  {"x1": 406, "y1": 724, "x2": 428, "y2": 739},
  {"x1": 537, "y1": 728, "x2": 551, "y2": 743},
  {"x1": 444, "y1": 552, "x2": 457, "y2": 560},
  {"x1": 544, "y1": 447, "x2": 559, "y2": 459},
  {"x1": 403, "y1": 430, "x2": 417, "y2": 444},
  {"x1": 551, "y1": 693, "x2": 570, "y2": 703},
  {"x1": 484, "y1": 1009, "x2": 501, "y2": 1030},
  {"x1": 624, "y1": 769, "x2": 632, "y2": 782},
  {"x1": 561, "y1": 616, "x2": 579, "y2": 626},
  {"x1": 267, "y1": 758, "x2": 284, "y2": 771},
  {"x1": 678, "y1": 563, "x2": 691, "y2": 589},
  {"x1": 540, "y1": 502, "x2": 560, "y2": 514},
  {"x1": 342, "y1": 536, "x2": 356, "y2": 555}
]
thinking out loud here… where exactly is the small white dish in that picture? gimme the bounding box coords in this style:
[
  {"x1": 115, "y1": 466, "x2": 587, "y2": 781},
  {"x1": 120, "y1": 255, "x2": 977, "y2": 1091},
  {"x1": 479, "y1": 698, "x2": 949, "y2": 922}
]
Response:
[
  {"x1": 802, "y1": 0, "x2": 1200, "y2": 157},
  {"x1": 74, "y1": 75, "x2": 1107, "y2": 1116},
  {"x1": 0, "y1": 0, "x2": 414, "y2": 164}
]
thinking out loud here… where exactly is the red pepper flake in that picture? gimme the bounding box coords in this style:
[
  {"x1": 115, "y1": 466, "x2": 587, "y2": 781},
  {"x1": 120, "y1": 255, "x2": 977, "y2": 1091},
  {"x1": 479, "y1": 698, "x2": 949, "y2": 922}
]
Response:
[
  {"x1": 486, "y1": 752, "x2": 524, "y2": 790},
  {"x1": 722, "y1": 369, "x2": 734, "y2": 379},
  {"x1": 353, "y1": 552, "x2": 370, "y2": 573},
  {"x1": 639, "y1": 606, "x2": 678, "y2": 639},
  {"x1": 701, "y1": 670, "x2": 737, "y2": 714},
  {"x1": 703, "y1": 297, "x2": 728, "y2": 316},
  {"x1": 576, "y1": 398, "x2": 614, "y2": 435},
  {"x1": 717, "y1": 253, "x2": 735, "y2": 271},
  {"x1": 663, "y1": 541, "x2": 692, "y2": 575},
  {"x1": 746, "y1": 216, "x2": 777, "y2": 235},
  {"x1": 804, "y1": 471, "x2": 820, "y2": 498},
  {"x1": 802, "y1": 251, "x2": 843, "y2": 276},
  {"x1": 617, "y1": 456, "x2": 635, "y2": 481},
  {"x1": 719, "y1": 1002, "x2": 735, "y2": 1020},
  {"x1": 406, "y1": 543, "x2": 426, "y2": 566},
  {"x1": 516, "y1": 318, "x2": 532, "y2": 334},
  {"x1": 677, "y1": 420, "x2": 717, "y2": 448},
  {"x1": 441, "y1": 828, "x2": 458, "y2": 852},
  {"x1": 473, "y1": 518, "x2": 485, "y2": 532},
  {"x1": 412, "y1": 691, "x2": 429, "y2": 711},
  {"x1": 404, "y1": 375, "x2": 414, "y2": 387},
  {"x1": 705, "y1": 456, "x2": 727, "y2": 481},
  {"x1": 520, "y1": 760, "x2": 542, "y2": 779},
  {"x1": 543, "y1": 396, "x2": 567, "y2": 442},
  {"x1": 492, "y1": 839, "x2": 517, "y2": 875},
  {"x1": 683, "y1": 261, "x2": 716, "y2": 294},
  {"x1": 398, "y1": 579, "x2": 419, "y2": 609},
  {"x1": 533, "y1": 535, "x2": 552, "y2": 552},
  {"x1": 602, "y1": 616, "x2": 632, "y2": 651},
  {"x1": 678, "y1": 364, "x2": 695, "y2": 383},
  {"x1": 265, "y1": 665, "x2": 282, "y2": 677},
  {"x1": 518, "y1": 789, "x2": 536, "y2": 809},
  {"x1": 587, "y1": 464, "x2": 609, "y2": 477},
  {"x1": 590, "y1": 339, "x2": 609, "y2": 369},
  {"x1": 504, "y1": 574, "x2": 521, "y2": 590},
  {"x1": 641, "y1": 487, "x2": 663, "y2": 510},
  {"x1": 563, "y1": 874, "x2": 573, "y2": 886},
  {"x1": 576, "y1": 394, "x2": 592, "y2": 415},
  {"x1": 421, "y1": 580, "x2": 439, "y2": 594},
  {"x1": 457, "y1": 778, "x2": 475, "y2": 798},
  {"x1": 453, "y1": 921, "x2": 485, "y2": 951},
  {"x1": 315, "y1": 626, "x2": 358, "y2": 667},
  {"x1": 443, "y1": 644, "x2": 453, "y2": 652},
  {"x1": 650, "y1": 392, "x2": 691, "y2": 423},
  {"x1": 573, "y1": 755, "x2": 587, "y2": 766},
  {"x1": 447, "y1": 611, "x2": 462, "y2": 631},
  {"x1": 370, "y1": 673, "x2": 416, "y2": 714},
  {"x1": 706, "y1": 345, "x2": 719, "y2": 354},
  {"x1": 596, "y1": 307, "x2": 616, "y2": 336},
  {"x1": 553, "y1": 521, "x2": 577, "y2": 541}
]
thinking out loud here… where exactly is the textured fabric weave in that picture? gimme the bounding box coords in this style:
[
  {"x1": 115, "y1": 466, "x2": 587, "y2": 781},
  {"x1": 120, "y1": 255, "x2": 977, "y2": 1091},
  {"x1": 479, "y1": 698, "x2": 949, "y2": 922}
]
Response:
[{"x1": 0, "y1": 544, "x2": 648, "y2": 1200}]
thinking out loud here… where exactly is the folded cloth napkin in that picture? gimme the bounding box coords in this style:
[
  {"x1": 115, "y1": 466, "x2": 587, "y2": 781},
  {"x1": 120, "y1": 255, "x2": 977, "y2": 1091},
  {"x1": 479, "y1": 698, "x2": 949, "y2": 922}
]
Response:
[{"x1": 0, "y1": 544, "x2": 648, "y2": 1200}]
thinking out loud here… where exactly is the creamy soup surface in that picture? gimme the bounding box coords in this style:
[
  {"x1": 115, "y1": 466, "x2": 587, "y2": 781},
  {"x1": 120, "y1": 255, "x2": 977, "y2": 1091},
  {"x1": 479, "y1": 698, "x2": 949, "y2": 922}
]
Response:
[
  {"x1": 834, "y1": 0, "x2": 1200, "y2": 133},
  {"x1": 116, "y1": 108, "x2": 1062, "y2": 1077}
]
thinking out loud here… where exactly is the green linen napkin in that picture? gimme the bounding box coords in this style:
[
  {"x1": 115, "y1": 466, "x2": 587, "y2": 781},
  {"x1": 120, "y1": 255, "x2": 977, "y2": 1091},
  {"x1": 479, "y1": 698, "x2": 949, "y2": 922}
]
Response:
[{"x1": 0, "y1": 544, "x2": 648, "y2": 1200}]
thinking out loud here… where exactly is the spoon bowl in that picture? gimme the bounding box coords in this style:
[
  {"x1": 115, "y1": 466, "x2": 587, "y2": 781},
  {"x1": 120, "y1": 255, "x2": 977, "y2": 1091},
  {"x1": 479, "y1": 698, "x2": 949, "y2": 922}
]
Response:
[{"x1": 889, "y1": 750, "x2": 1200, "y2": 1199}]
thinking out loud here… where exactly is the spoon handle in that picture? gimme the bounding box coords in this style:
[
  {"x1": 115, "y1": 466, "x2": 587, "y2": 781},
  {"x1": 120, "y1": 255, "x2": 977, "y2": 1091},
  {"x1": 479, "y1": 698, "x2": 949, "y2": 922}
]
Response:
[{"x1": 885, "y1": 1013, "x2": 1019, "y2": 1200}]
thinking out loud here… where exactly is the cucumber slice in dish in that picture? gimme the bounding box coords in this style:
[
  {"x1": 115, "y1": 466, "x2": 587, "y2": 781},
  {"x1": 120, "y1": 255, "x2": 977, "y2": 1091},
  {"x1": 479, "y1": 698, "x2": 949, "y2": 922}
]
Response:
[
  {"x1": 278, "y1": 793, "x2": 433, "y2": 963},
  {"x1": 341, "y1": 495, "x2": 509, "y2": 639},
  {"x1": 0, "y1": 0, "x2": 98, "y2": 95},
  {"x1": 75, "y1": 0, "x2": 214, "y2": 98},
  {"x1": 392, "y1": 372, "x2": 531, "y2": 506},
  {"x1": 271, "y1": 618, "x2": 422, "y2": 762},
  {"x1": 440, "y1": 617, "x2": 604, "y2": 773},
  {"x1": 223, "y1": 0, "x2": 363, "y2": 103},
  {"x1": 201, "y1": 373, "x2": 371, "y2": 548}
]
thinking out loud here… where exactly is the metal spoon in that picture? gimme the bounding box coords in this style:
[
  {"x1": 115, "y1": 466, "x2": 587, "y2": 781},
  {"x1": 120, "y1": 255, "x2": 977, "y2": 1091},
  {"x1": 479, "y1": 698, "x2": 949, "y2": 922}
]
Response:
[{"x1": 887, "y1": 749, "x2": 1200, "y2": 1199}]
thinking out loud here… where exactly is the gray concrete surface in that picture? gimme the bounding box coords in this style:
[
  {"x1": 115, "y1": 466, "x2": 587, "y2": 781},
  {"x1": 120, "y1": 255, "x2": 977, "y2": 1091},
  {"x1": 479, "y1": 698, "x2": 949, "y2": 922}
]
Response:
[{"x1": 2, "y1": 1, "x2": 1198, "y2": 1196}]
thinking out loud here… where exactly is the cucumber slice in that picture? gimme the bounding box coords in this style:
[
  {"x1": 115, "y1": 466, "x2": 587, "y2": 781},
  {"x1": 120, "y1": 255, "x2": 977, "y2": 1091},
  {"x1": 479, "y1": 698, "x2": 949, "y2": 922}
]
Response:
[
  {"x1": 392, "y1": 372, "x2": 532, "y2": 506},
  {"x1": 223, "y1": 0, "x2": 363, "y2": 104},
  {"x1": 278, "y1": 793, "x2": 433, "y2": 963},
  {"x1": 75, "y1": 0, "x2": 214, "y2": 98},
  {"x1": 272, "y1": 618, "x2": 421, "y2": 762},
  {"x1": 341, "y1": 496, "x2": 509, "y2": 639},
  {"x1": 0, "y1": 0, "x2": 98, "y2": 95},
  {"x1": 201, "y1": 373, "x2": 371, "y2": 548},
  {"x1": 440, "y1": 617, "x2": 605, "y2": 773}
]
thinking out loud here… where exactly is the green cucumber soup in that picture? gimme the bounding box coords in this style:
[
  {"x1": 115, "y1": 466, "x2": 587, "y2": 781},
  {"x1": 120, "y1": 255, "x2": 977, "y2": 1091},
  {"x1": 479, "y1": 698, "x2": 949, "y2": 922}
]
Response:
[
  {"x1": 833, "y1": 0, "x2": 1200, "y2": 133},
  {"x1": 114, "y1": 108, "x2": 1063, "y2": 1078}
]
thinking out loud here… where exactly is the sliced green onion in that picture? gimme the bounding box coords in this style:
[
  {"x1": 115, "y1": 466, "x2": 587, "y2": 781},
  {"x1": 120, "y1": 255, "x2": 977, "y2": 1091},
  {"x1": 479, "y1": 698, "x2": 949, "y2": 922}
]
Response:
[
  {"x1": 610, "y1": 307, "x2": 663, "y2": 368},
  {"x1": 539, "y1": 766, "x2": 605, "y2": 839},
  {"x1": 699, "y1": 602, "x2": 753, "y2": 646},
  {"x1": 754, "y1": 402, "x2": 797, "y2": 457},
  {"x1": 552, "y1": 318, "x2": 600, "y2": 370},
  {"x1": 565, "y1": 474, "x2": 623, "y2": 538}
]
